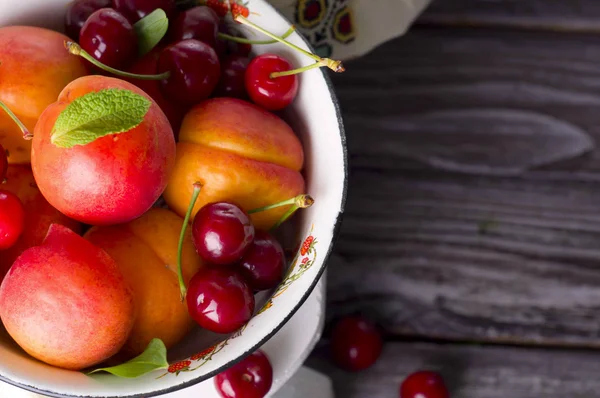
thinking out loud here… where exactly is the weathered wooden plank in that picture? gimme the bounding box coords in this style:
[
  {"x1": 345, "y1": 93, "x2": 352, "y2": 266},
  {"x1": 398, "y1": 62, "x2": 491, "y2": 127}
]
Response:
[
  {"x1": 307, "y1": 341, "x2": 600, "y2": 398},
  {"x1": 421, "y1": 0, "x2": 600, "y2": 32}
]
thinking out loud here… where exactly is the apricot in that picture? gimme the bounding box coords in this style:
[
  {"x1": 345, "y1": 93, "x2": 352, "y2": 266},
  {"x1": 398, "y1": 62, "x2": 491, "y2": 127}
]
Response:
[
  {"x1": 0, "y1": 26, "x2": 88, "y2": 164},
  {"x1": 0, "y1": 165, "x2": 81, "y2": 281},
  {"x1": 84, "y1": 208, "x2": 204, "y2": 358},
  {"x1": 0, "y1": 224, "x2": 135, "y2": 370},
  {"x1": 163, "y1": 98, "x2": 305, "y2": 230},
  {"x1": 31, "y1": 75, "x2": 176, "y2": 225}
]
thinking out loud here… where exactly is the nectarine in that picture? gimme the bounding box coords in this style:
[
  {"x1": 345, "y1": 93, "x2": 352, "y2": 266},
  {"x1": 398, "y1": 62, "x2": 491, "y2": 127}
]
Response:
[
  {"x1": 0, "y1": 224, "x2": 135, "y2": 370},
  {"x1": 84, "y1": 208, "x2": 204, "y2": 358},
  {"x1": 0, "y1": 26, "x2": 88, "y2": 164},
  {"x1": 163, "y1": 98, "x2": 305, "y2": 230}
]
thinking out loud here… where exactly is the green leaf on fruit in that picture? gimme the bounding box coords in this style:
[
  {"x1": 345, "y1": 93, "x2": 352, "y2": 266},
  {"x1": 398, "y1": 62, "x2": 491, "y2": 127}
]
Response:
[
  {"x1": 51, "y1": 88, "x2": 151, "y2": 148},
  {"x1": 87, "y1": 338, "x2": 169, "y2": 378},
  {"x1": 134, "y1": 8, "x2": 169, "y2": 56}
]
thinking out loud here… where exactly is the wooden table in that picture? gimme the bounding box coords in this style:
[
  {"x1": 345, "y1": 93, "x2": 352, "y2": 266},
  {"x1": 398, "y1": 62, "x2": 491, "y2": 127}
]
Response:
[{"x1": 306, "y1": 1, "x2": 600, "y2": 396}]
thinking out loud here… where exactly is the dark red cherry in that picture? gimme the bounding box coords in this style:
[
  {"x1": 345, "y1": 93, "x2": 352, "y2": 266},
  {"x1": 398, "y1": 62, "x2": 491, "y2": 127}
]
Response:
[
  {"x1": 186, "y1": 267, "x2": 255, "y2": 334},
  {"x1": 64, "y1": 0, "x2": 111, "y2": 41},
  {"x1": 330, "y1": 315, "x2": 383, "y2": 372},
  {"x1": 400, "y1": 371, "x2": 449, "y2": 398},
  {"x1": 237, "y1": 230, "x2": 284, "y2": 291},
  {"x1": 112, "y1": 0, "x2": 177, "y2": 23},
  {"x1": 245, "y1": 54, "x2": 298, "y2": 111},
  {"x1": 214, "y1": 350, "x2": 273, "y2": 398},
  {"x1": 0, "y1": 144, "x2": 7, "y2": 182},
  {"x1": 222, "y1": 24, "x2": 252, "y2": 57},
  {"x1": 191, "y1": 202, "x2": 255, "y2": 265},
  {"x1": 213, "y1": 55, "x2": 249, "y2": 100},
  {"x1": 79, "y1": 8, "x2": 137, "y2": 69},
  {"x1": 0, "y1": 190, "x2": 25, "y2": 250},
  {"x1": 158, "y1": 39, "x2": 221, "y2": 105},
  {"x1": 124, "y1": 47, "x2": 187, "y2": 137},
  {"x1": 170, "y1": 6, "x2": 219, "y2": 48}
]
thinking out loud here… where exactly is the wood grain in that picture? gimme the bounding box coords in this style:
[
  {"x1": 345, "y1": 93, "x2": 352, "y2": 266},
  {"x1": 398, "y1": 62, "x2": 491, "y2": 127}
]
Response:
[{"x1": 307, "y1": 341, "x2": 600, "y2": 398}]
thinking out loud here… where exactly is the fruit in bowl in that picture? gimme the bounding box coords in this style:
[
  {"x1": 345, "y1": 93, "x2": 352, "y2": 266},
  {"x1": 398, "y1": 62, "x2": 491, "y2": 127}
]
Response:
[{"x1": 0, "y1": 0, "x2": 346, "y2": 397}]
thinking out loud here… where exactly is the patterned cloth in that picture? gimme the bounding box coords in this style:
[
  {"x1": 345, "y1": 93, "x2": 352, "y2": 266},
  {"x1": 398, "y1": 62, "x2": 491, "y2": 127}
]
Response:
[{"x1": 268, "y1": 0, "x2": 431, "y2": 60}]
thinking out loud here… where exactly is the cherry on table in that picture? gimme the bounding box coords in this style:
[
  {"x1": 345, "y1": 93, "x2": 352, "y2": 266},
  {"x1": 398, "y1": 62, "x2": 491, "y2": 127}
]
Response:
[
  {"x1": 214, "y1": 349, "x2": 273, "y2": 398},
  {"x1": 158, "y1": 39, "x2": 221, "y2": 105},
  {"x1": 112, "y1": 0, "x2": 177, "y2": 23},
  {"x1": 0, "y1": 190, "x2": 25, "y2": 250},
  {"x1": 237, "y1": 230, "x2": 285, "y2": 291},
  {"x1": 214, "y1": 55, "x2": 250, "y2": 100},
  {"x1": 330, "y1": 315, "x2": 383, "y2": 372},
  {"x1": 186, "y1": 267, "x2": 255, "y2": 334},
  {"x1": 0, "y1": 144, "x2": 7, "y2": 181},
  {"x1": 64, "y1": 0, "x2": 111, "y2": 41},
  {"x1": 170, "y1": 6, "x2": 219, "y2": 48},
  {"x1": 400, "y1": 370, "x2": 449, "y2": 398},
  {"x1": 191, "y1": 202, "x2": 255, "y2": 265},
  {"x1": 79, "y1": 8, "x2": 138, "y2": 69},
  {"x1": 245, "y1": 54, "x2": 298, "y2": 111}
]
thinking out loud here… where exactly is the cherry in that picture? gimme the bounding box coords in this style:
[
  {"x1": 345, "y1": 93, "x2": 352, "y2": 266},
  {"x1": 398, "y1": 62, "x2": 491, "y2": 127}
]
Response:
[
  {"x1": 330, "y1": 315, "x2": 383, "y2": 372},
  {"x1": 64, "y1": 0, "x2": 111, "y2": 41},
  {"x1": 0, "y1": 190, "x2": 25, "y2": 250},
  {"x1": 237, "y1": 230, "x2": 284, "y2": 291},
  {"x1": 186, "y1": 267, "x2": 255, "y2": 334},
  {"x1": 245, "y1": 54, "x2": 298, "y2": 111},
  {"x1": 214, "y1": 350, "x2": 273, "y2": 398},
  {"x1": 158, "y1": 39, "x2": 221, "y2": 105},
  {"x1": 0, "y1": 144, "x2": 7, "y2": 182},
  {"x1": 192, "y1": 202, "x2": 255, "y2": 265},
  {"x1": 222, "y1": 25, "x2": 252, "y2": 57},
  {"x1": 214, "y1": 55, "x2": 249, "y2": 100},
  {"x1": 170, "y1": 6, "x2": 219, "y2": 48},
  {"x1": 400, "y1": 371, "x2": 449, "y2": 398},
  {"x1": 79, "y1": 8, "x2": 138, "y2": 69},
  {"x1": 112, "y1": 0, "x2": 177, "y2": 23}
]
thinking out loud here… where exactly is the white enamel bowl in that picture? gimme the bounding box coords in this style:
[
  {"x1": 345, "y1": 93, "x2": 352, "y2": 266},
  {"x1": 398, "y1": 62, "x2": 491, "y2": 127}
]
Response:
[{"x1": 0, "y1": 1, "x2": 347, "y2": 397}]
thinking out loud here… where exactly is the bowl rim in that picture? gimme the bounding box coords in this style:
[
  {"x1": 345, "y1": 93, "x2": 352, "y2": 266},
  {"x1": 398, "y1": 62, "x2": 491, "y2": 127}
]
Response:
[{"x1": 0, "y1": 2, "x2": 348, "y2": 397}]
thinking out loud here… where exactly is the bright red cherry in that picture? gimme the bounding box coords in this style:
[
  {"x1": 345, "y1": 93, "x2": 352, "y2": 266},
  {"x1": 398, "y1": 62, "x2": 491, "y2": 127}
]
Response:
[
  {"x1": 191, "y1": 202, "x2": 255, "y2": 265},
  {"x1": 400, "y1": 371, "x2": 449, "y2": 398},
  {"x1": 64, "y1": 0, "x2": 111, "y2": 41},
  {"x1": 79, "y1": 8, "x2": 138, "y2": 69},
  {"x1": 214, "y1": 55, "x2": 249, "y2": 100},
  {"x1": 215, "y1": 350, "x2": 273, "y2": 398},
  {"x1": 0, "y1": 144, "x2": 7, "y2": 182},
  {"x1": 170, "y1": 6, "x2": 219, "y2": 48},
  {"x1": 330, "y1": 315, "x2": 383, "y2": 372},
  {"x1": 237, "y1": 230, "x2": 284, "y2": 291},
  {"x1": 112, "y1": 0, "x2": 177, "y2": 23},
  {"x1": 158, "y1": 39, "x2": 221, "y2": 105},
  {"x1": 186, "y1": 267, "x2": 255, "y2": 334},
  {"x1": 0, "y1": 190, "x2": 25, "y2": 250},
  {"x1": 245, "y1": 54, "x2": 298, "y2": 111}
]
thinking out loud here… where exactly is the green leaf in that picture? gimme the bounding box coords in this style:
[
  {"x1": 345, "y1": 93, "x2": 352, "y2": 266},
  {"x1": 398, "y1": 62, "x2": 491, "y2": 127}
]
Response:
[
  {"x1": 134, "y1": 8, "x2": 169, "y2": 56},
  {"x1": 51, "y1": 88, "x2": 151, "y2": 148},
  {"x1": 87, "y1": 338, "x2": 169, "y2": 378}
]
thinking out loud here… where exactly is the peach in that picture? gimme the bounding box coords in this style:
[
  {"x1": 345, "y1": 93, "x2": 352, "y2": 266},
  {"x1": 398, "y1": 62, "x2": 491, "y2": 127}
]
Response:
[
  {"x1": 163, "y1": 98, "x2": 305, "y2": 230},
  {"x1": 31, "y1": 75, "x2": 176, "y2": 225},
  {"x1": 0, "y1": 224, "x2": 135, "y2": 370},
  {"x1": 0, "y1": 165, "x2": 81, "y2": 281},
  {"x1": 84, "y1": 208, "x2": 204, "y2": 358},
  {"x1": 0, "y1": 26, "x2": 88, "y2": 164}
]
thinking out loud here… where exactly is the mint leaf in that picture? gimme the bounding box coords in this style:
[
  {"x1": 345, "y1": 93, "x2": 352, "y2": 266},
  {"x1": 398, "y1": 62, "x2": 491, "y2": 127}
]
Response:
[
  {"x1": 51, "y1": 88, "x2": 151, "y2": 148},
  {"x1": 87, "y1": 338, "x2": 169, "y2": 378},
  {"x1": 134, "y1": 8, "x2": 169, "y2": 56}
]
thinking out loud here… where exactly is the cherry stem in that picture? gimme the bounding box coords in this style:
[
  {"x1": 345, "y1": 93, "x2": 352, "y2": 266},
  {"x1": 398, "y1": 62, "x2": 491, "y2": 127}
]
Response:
[
  {"x1": 271, "y1": 61, "x2": 322, "y2": 78},
  {"x1": 176, "y1": 182, "x2": 203, "y2": 301},
  {"x1": 248, "y1": 194, "x2": 313, "y2": 215},
  {"x1": 64, "y1": 41, "x2": 171, "y2": 81},
  {"x1": 234, "y1": 15, "x2": 345, "y2": 73},
  {"x1": 0, "y1": 100, "x2": 31, "y2": 140},
  {"x1": 218, "y1": 25, "x2": 295, "y2": 45}
]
